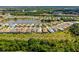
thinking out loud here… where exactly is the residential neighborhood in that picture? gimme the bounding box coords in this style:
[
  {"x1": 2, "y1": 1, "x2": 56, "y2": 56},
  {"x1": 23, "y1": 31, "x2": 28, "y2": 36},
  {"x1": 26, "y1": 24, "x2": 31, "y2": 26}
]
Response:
[
  {"x1": 0, "y1": 19, "x2": 78, "y2": 33},
  {"x1": 0, "y1": 6, "x2": 79, "y2": 52},
  {"x1": 0, "y1": 7, "x2": 79, "y2": 33}
]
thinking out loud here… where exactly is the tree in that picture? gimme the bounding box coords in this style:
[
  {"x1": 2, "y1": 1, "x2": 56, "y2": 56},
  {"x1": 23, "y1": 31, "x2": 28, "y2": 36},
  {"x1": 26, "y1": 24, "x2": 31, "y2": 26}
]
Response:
[{"x1": 70, "y1": 23, "x2": 79, "y2": 35}]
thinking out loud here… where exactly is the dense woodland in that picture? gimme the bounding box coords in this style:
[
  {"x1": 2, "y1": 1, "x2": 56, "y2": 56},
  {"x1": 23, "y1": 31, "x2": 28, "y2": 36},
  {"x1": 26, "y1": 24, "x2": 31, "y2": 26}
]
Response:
[{"x1": 0, "y1": 37, "x2": 79, "y2": 52}]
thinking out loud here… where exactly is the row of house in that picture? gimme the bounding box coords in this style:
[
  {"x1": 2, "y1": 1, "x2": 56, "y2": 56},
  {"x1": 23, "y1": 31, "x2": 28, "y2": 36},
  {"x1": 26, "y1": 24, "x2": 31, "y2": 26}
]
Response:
[
  {"x1": 0, "y1": 21, "x2": 77, "y2": 33},
  {"x1": 0, "y1": 23, "x2": 48, "y2": 33},
  {"x1": 43, "y1": 22, "x2": 74, "y2": 33}
]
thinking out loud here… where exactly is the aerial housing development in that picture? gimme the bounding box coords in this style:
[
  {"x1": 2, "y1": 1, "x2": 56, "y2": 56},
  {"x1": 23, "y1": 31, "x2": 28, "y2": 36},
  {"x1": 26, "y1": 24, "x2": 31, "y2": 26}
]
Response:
[
  {"x1": 0, "y1": 6, "x2": 79, "y2": 33},
  {"x1": 0, "y1": 6, "x2": 79, "y2": 52}
]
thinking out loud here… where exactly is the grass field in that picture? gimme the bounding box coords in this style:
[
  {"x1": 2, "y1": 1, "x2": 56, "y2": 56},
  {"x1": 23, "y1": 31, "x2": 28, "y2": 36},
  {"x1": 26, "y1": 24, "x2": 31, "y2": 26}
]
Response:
[{"x1": 0, "y1": 30, "x2": 75, "y2": 41}]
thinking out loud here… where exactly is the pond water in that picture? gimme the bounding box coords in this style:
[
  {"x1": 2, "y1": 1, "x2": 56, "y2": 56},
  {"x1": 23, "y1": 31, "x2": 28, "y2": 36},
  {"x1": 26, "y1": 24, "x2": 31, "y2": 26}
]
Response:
[{"x1": 7, "y1": 19, "x2": 41, "y2": 24}]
